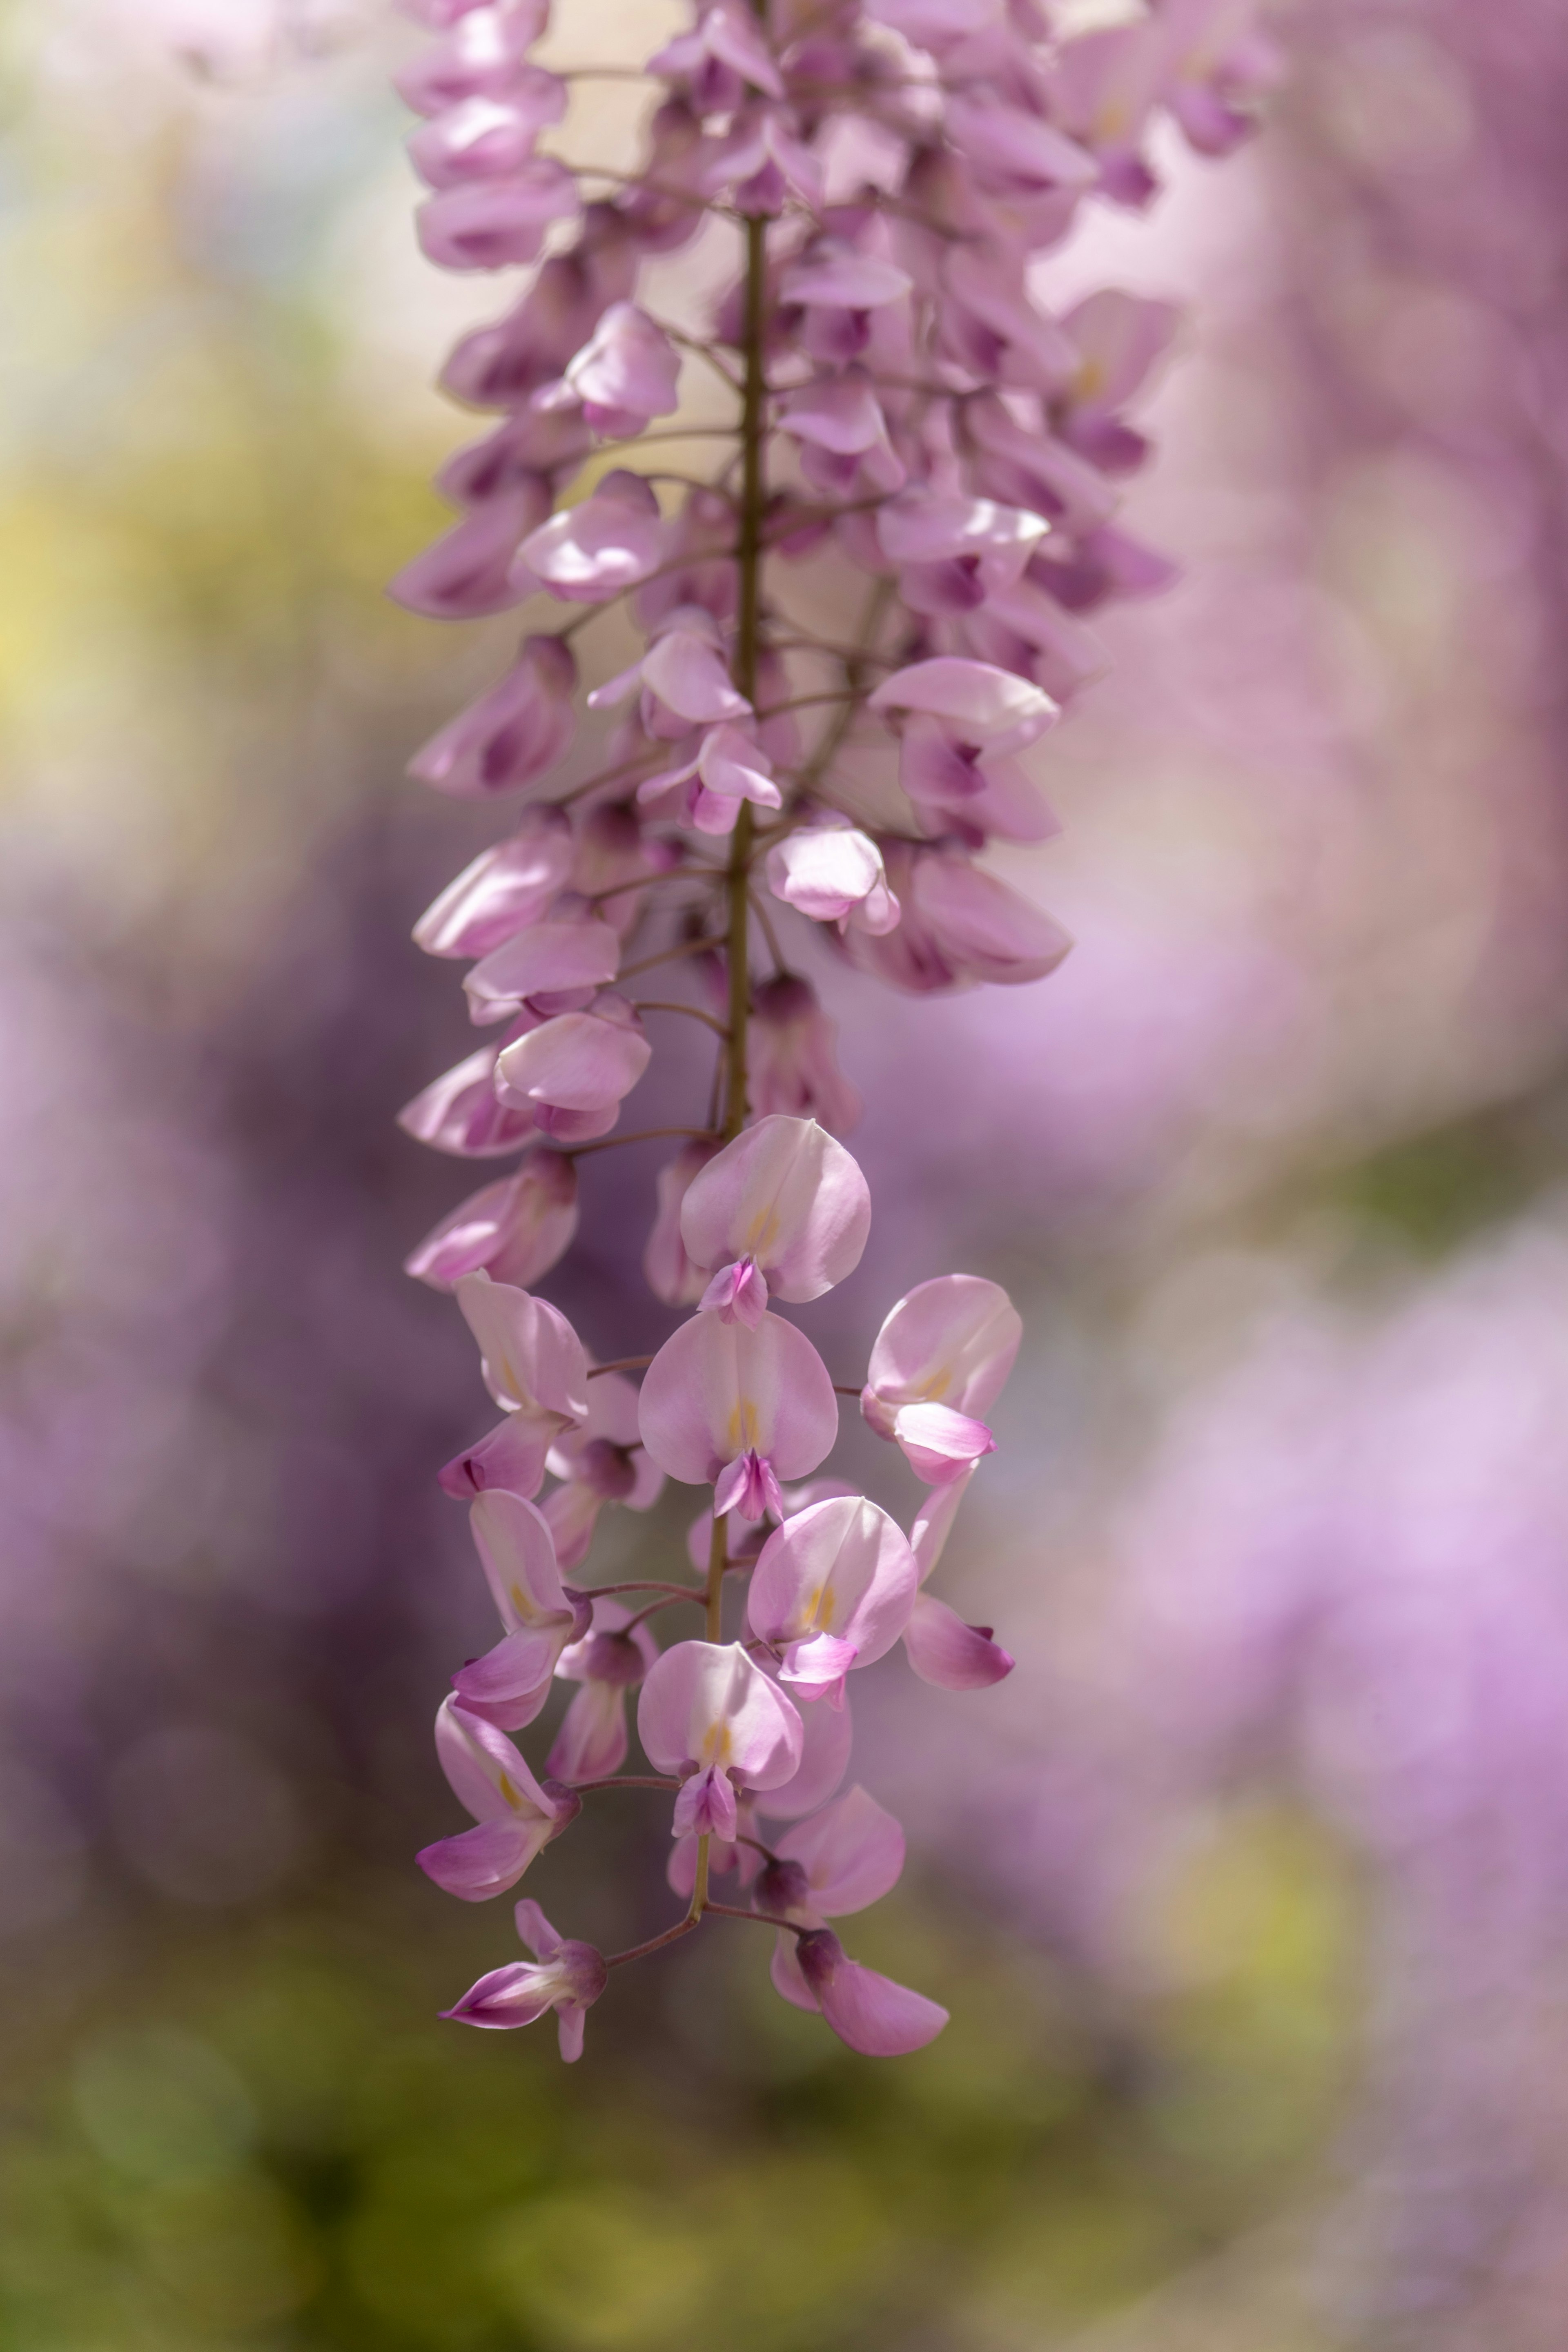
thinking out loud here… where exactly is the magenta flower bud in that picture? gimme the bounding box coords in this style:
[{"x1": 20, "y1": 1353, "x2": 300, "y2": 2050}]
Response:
[
  {"x1": 442, "y1": 1899, "x2": 606, "y2": 2061},
  {"x1": 416, "y1": 1697, "x2": 577, "y2": 1901},
  {"x1": 416, "y1": 160, "x2": 580, "y2": 273},
  {"x1": 793, "y1": 1929, "x2": 948, "y2": 2057},
  {"x1": 748, "y1": 1495, "x2": 919, "y2": 1705},
  {"x1": 520, "y1": 470, "x2": 669, "y2": 603},
  {"x1": 638, "y1": 1641, "x2": 804, "y2": 1836},
  {"x1": 389, "y1": 480, "x2": 549, "y2": 620},
  {"x1": 749, "y1": 975, "x2": 862, "y2": 1134},
  {"x1": 638, "y1": 1310, "x2": 840, "y2": 1517},
  {"x1": 680, "y1": 1116, "x2": 872, "y2": 1319},
  {"x1": 405, "y1": 1151, "x2": 579, "y2": 1291},
  {"x1": 408, "y1": 635, "x2": 577, "y2": 799},
  {"x1": 564, "y1": 303, "x2": 682, "y2": 438}
]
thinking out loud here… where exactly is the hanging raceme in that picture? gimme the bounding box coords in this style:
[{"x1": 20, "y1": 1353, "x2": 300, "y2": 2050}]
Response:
[{"x1": 391, "y1": 0, "x2": 1279, "y2": 2059}]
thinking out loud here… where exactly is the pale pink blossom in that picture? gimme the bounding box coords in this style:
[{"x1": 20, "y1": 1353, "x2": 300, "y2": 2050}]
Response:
[
  {"x1": 862, "y1": 1273, "x2": 1021, "y2": 1482},
  {"x1": 700, "y1": 105, "x2": 824, "y2": 214},
  {"x1": 417, "y1": 161, "x2": 581, "y2": 272},
  {"x1": 396, "y1": 16, "x2": 559, "y2": 117},
  {"x1": 849, "y1": 844, "x2": 1072, "y2": 993},
  {"x1": 868, "y1": 656, "x2": 1059, "y2": 757},
  {"x1": 389, "y1": 481, "x2": 548, "y2": 620},
  {"x1": 416, "y1": 1697, "x2": 578, "y2": 1901},
  {"x1": 405, "y1": 1150, "x2": 579, "y2": 1290},
  {"x1": 644, "y1": 1140, "x2": 723, "y2": 1307},
  {"x1": 757, "y1": 1784, "x2": 906, "y2": 2007},
  {"x1": 547, "y1": 1599, "x2": 660, "y2": 1783},
  {"x1": 776, "y1": 371, "x2": 905, "y2": 496},
  {"x1": 793, "y1": 1929, "x2": 948, "y2": 2055},
  {"x1": 875, "y1": 493, "x2": 1048, "y2": 617},
  {"x1": 780, "y1": 243, "x2": 913, "y2": 313},
  {"x1": 637, "y1": 1639, "x2": 804, "y2": 1839},
  {"x1": 493, "y1": 992, "x2": 651, "y2": 1142},
  {"x1": 637, "y1": 722, "x2": 782, "y2": 835},
  {"x1": 748, "y1": 1494, "x2": 919, "y2": 1704},
  {"x1": 406, "y1": 635, "x2": 577, "y2": 799},
  {"x1": 637, "y1": 1310, "x2": 840, "y2": 1521},
  {"x1": 754, "y1": 1676, "x2": 855, "y2": 1820},
  {"x1": 412, "y1": 809, "x2": 574, "y2": 956},
  {"x1": 439, "y1": 1271, "x2": 589, "y2": 1499},
  {"x1": 681, "y1": 1114, "x2": 871, "y2": 1328},
  {"x1": 442, "y1": 1898, "x2": 606, "y2": 2058},
  {"x1": 565, "y1": 303, "x2": 683, "y2": 438},
  {"x1": 749, "y1": 974, "x2": 862, "y2": 1134},
  {"x1": 1057, "y1": 289, "x2": 1180, "y2": 472},
  {"x1": 519, "y1": 470, "x2": 669, "y2": 603},
  {"x1": 463, "y1": 919, "x2": 622, "y2": 1026},
  {"x1": 590, "y1": 606, "x2": 750, "y2": 737},
  {"x1": 766, "y1": 819, "x2": 900, "y2": 934},
  {"x1": 397, "y1": 1035, "x2": 537, "y2": 1158},
  {"x1": 452, "y1": 1489, "x2": 590, "y2": 1730},
  {"x1": 408, "y1": 90, "x2": 564, "y2": 188},
  {"x1": 965, "y1": 395, "x2": 1120, "y2": 535},
  {"x1": 650, "y1": 0, "x2": 785, "y2": 104},
  {"x1": 542, "y1": 1369, "x2": 664, "y2": 1571}
]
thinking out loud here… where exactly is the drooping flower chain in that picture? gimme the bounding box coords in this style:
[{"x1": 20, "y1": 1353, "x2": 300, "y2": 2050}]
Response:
[{"x1": 392, "y1": 0, "x2": 1277, "y2": 2058}]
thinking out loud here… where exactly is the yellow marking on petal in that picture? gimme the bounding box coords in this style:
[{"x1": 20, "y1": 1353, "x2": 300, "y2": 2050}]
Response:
[
  {"x1": 498, "y1": 1772, "x2": 524, "y2": 1813},
  {"x1": 744, "y1": 1203, "x2": 784, "y2": 1258}
]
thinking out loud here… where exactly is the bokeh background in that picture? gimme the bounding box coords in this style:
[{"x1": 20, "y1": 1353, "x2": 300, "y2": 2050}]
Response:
[{"x1": 4, "y1": 1, "x2": 1568, "y2": 2345}]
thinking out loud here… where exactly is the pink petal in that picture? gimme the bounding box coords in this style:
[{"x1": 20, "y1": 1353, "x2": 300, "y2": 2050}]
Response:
[
  {"x1": 408, "y1": 93, "x2": 556, "y2": 188},
  {"x1": 452, "y1": 1624, "x2": 567, "y2": 1729},
  {"x1": 390, "y1": 483, "x2": 548, "y2": 620},
  {"x1": 566, "y1": 302, "x2": 682, "y2": 429},
  {"x1": 404, "y1": 1153, "x2": 579, "y2": 1292},
  {"x1": 890, "y1": 1400, "x2": 997, "y2": 1483},
  {"x1": 494, "y1": 999, "x2": 651, "y2": 1113},
  {"x1": 456, "y1": 1272, "x2": 590, "y2": 1421},
  {"x1": 513, "y1": 1897, "x2": 564, "y2": 1962},
  {"x1": 697, "y1": 723, "x2": 781, "y2": 809},
  {"x1": 470, "y1": 1488, "x2": 573, "y2": 1630},
  {"x1": 781, "y1": 247, "x2": 913, "y2": 309},
  {"x1": 520, "y1": 475, "x2": 668, "y2": 603},
  {"x1": 408, "y1": 637, "x2": 577, "y2": 799},
  {"x1": 702, "y1": 0, "x2": 784, "y2": 97},
  {"x1": 877, "y1": 495, "x2": 1047, "y2": 566},
  {"x1": 795, "y1": 1931, "x2": 949, "y2": 2055},
  {"x1": 867, "y1": 657, "x2": 1059, "y2": 753},
  {"x1": 753, "y1": 1679, "x2": 853, "y2": 1820},
  {"x1": 864, "y1": 1274, "x2": 1022, "y2": 1423},
  {"x1": 673, "y1": 1760, "x2": 739, "y2": 1840},
  {"x1": 636, "y1": 1639, "x2": 804, "y2": 1789},
  {"x1": 398, "y1": 1042, "x2": 535, "y2": 1158},
  {"x1": 397, "y1": 22, "x2": 560, "y2": 117},
  {"x1": 748, "y1": 1494, "x2": 918, "y2": 1666},
  {"x1": 903, "y1": 1591, "x2": 1014, "y2": 1689},
  {"x1": 637, "y1": 1310, "x2": 839, "y2": 1487},
  {"x1": 546, "y1": 1680, "x2": 629, "y2": 1782},
  {"x1": 777, "y1": 1785, "x2": 906, "y2": 1916},
  {"x1": 750, "y1": 975, "x2": 862, "y2": 1135},
  {"x1": 640, "y1": 628, "x2": 751, "y2": 725},
  {"x1": 432, "y1": 1695, "x2": 555, "y2": 1826},
  {"x1": 441, "y1": 1961, "x2": 555, "y2": 2029},
  {"x1": 712, "y1": 1448, "x2": 784, "y2": 1523},
  {"x1": 910, "y1": 1466, "x2": 976, "y2": 1586},
  {"x1": 438, "y1": 1412, "x2": 554, "y2": 1501},
  {"x1": 464, "y1": 920, "x2": 622, "y2": 1024},
  {"x1": 680, "y1": 1115, "x2": 870, "y2": 1305},
  {"x1": 417, "y1": 1815, "x2": 547, "y2": 1902},
  {"x1": 412, "y1": 810, "x2": 574, "y2": 955},
  {"x1": 910, "y1": 851, "x2": 1073, "y2": 985},
  {"x1": 770, "y1": 1929, "x2": 818, "y2": 2011},
  {"x1": 698, "y1": 1258, "x2": 771, "y2": 1327},
  {"x1": 766, "y1": 824, "x2": 893, "y2": 928},
  {"x1": 416, "y1": 162, "x2": 580, "y2": 271}
]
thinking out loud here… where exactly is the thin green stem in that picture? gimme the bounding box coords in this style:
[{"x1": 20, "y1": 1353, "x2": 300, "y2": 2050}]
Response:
[{"x1": 631, "y1": 999, "x2": 732, "y2": 1038}]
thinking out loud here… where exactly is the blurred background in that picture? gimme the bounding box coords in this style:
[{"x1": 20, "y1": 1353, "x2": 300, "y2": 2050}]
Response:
[{"x1": 4, "y1": 0, "x2": 1568, "y2": 2344}]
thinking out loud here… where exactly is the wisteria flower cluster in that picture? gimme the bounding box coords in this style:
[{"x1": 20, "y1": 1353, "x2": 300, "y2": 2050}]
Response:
[{"x1": 391, "y1": 0, "x2": 1274, "y2": 2058}]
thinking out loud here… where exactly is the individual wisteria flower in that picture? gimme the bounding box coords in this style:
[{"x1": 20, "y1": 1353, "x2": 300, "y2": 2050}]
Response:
[
  {"x1": 450, "y1": 1490, "x2": 590, "y2": 1732},
  {"x1": 638, "y1": 1308, "x2": 840, "y2": 1520},
  {"x1": 417, "y1": 1697, "x2": 579, "y2": 1902},
  {"x1": 861, "y1": 1274, "x2": 1023, "y2": 1481},
  {"x1": 637, "y1": 1639, "x2": 804, "y2": 1839},
  {"x1": 748, "y1": 1496, "x2": 918, "y2": 1704},
  {"x1": 387, "y1": 0, "x2": 1274, "y2": 2053},
  {"x1": 541, "y1": 1370, "x2": 664, "y2": 1571},
  {"x1": 680, "y1": 1114, "x2": 871, "y2": 1326},
  {"x1": 443, "y1": 1900, "x2": 607, "y2": 2060},
  {"x1": 547, "y1": 1600, "x2": 659, "y2": 1784}
]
